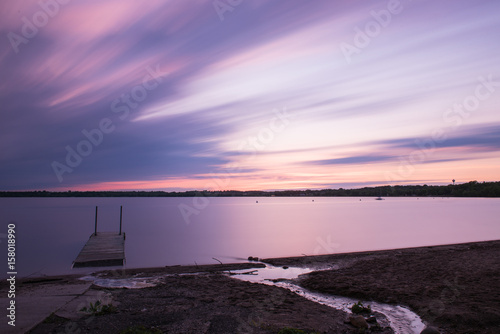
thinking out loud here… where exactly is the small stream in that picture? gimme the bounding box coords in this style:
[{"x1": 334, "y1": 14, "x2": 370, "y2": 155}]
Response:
[{"x1": 230, "y1": 265, "x2": 425, "y2": 334}]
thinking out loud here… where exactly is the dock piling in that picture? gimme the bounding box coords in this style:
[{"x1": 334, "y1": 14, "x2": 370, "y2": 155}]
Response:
[
  {"x1": 94, "y1": 206, "x2": 98, "y2": 236},
  {"x1": 119, "y1": 205, "x2": 123, "y2": 235}
]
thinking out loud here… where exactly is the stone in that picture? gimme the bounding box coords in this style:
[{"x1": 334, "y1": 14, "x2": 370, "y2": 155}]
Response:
[
  {"x1": 350, "y1": 315, "x2": 369, "y2": 329},
  {"x1": 420, "y1": 326, "x2": 440, "y2": 334}
]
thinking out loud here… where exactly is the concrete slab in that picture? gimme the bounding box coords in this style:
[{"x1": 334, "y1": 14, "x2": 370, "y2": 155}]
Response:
[{"x1": 0, "y1": 280, "x2": 92, "y2": 334}]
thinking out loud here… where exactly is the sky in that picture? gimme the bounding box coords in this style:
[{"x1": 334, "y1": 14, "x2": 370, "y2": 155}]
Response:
[{"x1": 1, "y1": 0, "x2": 499, "y2": 192}]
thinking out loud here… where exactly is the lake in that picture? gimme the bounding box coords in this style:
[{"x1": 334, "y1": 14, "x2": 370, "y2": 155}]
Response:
[{"x1": 1, "y1": 197, "x2": 499, "y2": 278}]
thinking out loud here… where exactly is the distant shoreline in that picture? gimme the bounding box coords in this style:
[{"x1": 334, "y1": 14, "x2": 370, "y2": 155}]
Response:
[{"x1": 1, "y1": 180, "x2": 500, "y2": 197}]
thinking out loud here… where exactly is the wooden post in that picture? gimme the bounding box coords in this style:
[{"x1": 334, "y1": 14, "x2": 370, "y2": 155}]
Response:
[
  {"x1": 94, "y1": 206, "x2": 98, "y2": 236},
  {"x1": 119, "y1": 206, "x2": 123, "y2": 235}
]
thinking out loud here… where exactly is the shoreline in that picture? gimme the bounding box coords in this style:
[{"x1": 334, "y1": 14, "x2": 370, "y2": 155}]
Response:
[
  {"x1": 2, "y1": 240, "x2": 499, "y2": 333},
  {"x1": 87, "y1": 239, "x2": 500, "y2": 278},
  {"x1": 5, "y1": 238, "x2": 500, "y2": 281},
  {"x1": 2, "y1": 180, "x2": 500, "y2": 198},
  {"x1": 263, "y1": 239, "x2": 500, "y2": 266}
]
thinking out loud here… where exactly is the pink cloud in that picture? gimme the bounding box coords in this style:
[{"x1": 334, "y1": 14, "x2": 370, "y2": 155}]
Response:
[{"x1": 43, "y1": 1, "x2": 166, "y2": 41}]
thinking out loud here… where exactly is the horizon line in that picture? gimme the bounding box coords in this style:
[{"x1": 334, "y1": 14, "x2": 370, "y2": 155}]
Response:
[{"x1": 1, "y1": 180, "x2": 496, "y2": 193}]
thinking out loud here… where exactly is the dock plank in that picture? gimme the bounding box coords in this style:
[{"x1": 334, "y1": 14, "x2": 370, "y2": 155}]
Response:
[{"x1": 73, "y1": 232, "x2": 125, "y2": 268}]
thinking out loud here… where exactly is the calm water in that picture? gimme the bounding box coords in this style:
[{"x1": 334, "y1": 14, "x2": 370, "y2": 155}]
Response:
[{"x1": 1, "y1": 197, "x2": 499, "y2": 278}]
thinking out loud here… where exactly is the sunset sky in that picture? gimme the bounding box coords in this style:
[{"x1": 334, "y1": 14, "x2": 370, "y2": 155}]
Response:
[{"x1": 1, "y1": 0, "x2": 499, "y2": 191}]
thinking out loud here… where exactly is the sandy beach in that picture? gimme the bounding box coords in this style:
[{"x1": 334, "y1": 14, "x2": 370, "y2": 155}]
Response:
[{"x1": 2, "y1": 240, "x2": 499, "y2": 333}]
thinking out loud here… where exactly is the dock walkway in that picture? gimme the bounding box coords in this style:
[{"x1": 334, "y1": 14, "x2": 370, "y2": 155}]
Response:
[{"x1": 73, "y1": 232, "x2": 125, "y2": 268}]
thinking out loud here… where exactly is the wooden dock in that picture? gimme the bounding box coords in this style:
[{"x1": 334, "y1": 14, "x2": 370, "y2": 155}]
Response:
[{"x1": 73, "y1": 232, "x2": 125, "y2": 268}]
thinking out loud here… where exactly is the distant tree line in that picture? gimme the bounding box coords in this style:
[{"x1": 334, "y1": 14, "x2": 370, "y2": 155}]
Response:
[{"x1": 1, "y1": 181, "x2": 499, "y2": 198}]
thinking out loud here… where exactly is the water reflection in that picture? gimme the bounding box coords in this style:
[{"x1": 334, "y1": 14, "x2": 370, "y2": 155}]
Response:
[{"x1": 1, "y1": 197, "x2": 499, "y2": 277}]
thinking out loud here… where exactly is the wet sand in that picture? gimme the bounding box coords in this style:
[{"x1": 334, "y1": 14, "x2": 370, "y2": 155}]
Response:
[{"x1": 3, "y1": 240, "x2": 499, "y2": 333}]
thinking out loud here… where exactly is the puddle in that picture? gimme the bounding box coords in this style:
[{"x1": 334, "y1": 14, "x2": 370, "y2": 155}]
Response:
[
  {"x1": 80, "y1": 275, "x2": 161, "y2": 289},
  {"x1": 231, "y1": 265, "x2": 425, "y2": 334},
  {"x1": 80, "y1": 270, "x2": 207, "y2": 288},
  {"x1": 228, "y1": 265, "x2": 314, "y2": 283}
]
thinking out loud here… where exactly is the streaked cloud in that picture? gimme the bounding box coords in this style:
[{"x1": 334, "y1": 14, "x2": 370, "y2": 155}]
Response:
[
  {"x1": 310, "y1": 155, "x2": 396, "y2": 166},
  {"x1": 0, "y1": 0, "x2": 499, "y2": 191}
]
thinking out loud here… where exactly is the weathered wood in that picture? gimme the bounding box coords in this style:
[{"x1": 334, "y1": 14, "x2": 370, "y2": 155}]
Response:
[
  {"x1": 119, "y1": 205, "x2": 123, "y2": 235},
  {"x1": 94, "y1": 206, "x2": 98, "y2": 236},
  {"x1": 73, "y1": 232, "x2": 125, "y2": 268}
]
